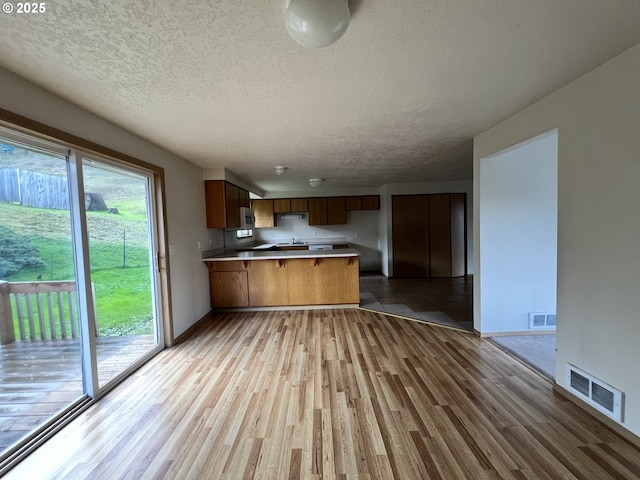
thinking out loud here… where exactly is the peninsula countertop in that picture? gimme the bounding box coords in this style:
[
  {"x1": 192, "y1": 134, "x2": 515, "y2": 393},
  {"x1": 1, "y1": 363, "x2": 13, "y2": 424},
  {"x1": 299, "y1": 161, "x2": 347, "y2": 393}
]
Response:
[{"x1": 203, "y1": 247, "x2": 361, "y2": 262}]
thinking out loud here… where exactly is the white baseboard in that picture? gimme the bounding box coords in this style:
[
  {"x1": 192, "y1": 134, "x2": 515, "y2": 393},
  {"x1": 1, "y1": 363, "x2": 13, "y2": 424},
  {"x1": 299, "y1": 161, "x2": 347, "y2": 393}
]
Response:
[{"x1": 477, "y1": 329, "x2": 556, "y2": 338}]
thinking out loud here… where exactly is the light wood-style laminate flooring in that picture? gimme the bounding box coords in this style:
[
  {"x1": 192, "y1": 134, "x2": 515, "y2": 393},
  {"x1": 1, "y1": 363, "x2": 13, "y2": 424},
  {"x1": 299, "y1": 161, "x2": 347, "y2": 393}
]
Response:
[{"x1": 5, "y1": 309, "x2": 640, "y2": 479}]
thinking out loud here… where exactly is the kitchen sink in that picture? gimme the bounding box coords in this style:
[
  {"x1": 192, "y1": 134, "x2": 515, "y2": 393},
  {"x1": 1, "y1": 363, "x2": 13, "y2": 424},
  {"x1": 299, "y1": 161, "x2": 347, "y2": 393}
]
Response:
[{"x1": 276, "y1": 242, "x2": 308, "y2": 246}]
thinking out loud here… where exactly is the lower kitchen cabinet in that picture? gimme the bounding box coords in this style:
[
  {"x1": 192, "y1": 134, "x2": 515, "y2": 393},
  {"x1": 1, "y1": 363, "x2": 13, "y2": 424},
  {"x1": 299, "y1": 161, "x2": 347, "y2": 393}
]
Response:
[
  {"x1": 205, "y1": 256, "x2": 360, "y2": 307},
  {"x1": 209, "y1": 270, "x2": 249, "y2": 307}
]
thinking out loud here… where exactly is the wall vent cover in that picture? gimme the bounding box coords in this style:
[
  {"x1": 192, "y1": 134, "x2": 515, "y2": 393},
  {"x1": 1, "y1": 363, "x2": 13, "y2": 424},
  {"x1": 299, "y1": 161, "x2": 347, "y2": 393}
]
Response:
[
  {"x1": 565, "y1": 364, "x2": 624, "y2": 422},
  {"x1": 528, "y1": 312, "x2": 556, "y2": 330}
]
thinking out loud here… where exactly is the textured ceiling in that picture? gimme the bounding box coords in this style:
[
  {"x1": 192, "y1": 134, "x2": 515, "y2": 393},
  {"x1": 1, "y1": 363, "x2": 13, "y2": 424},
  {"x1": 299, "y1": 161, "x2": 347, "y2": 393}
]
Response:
[{"x1": 1, "y1": 1, "x2": 639, "y2": 193}]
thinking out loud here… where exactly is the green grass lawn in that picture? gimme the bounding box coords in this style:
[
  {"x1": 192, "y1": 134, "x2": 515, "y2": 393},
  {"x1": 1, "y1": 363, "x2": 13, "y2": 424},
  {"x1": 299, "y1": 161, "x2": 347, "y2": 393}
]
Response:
[{"x1": 1, "y1": 202, "x2": 154, "y2": 337}]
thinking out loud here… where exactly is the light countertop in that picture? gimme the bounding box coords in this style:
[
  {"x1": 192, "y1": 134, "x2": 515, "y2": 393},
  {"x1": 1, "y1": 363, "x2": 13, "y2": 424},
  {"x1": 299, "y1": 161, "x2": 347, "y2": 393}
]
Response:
[{"x1": 203, "y1": 247, "x2": 361, "y2": 262}]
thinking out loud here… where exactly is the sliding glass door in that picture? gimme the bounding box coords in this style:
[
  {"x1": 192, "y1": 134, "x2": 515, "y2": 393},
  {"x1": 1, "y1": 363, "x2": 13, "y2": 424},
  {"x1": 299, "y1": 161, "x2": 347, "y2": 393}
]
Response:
[
  {"x1": 81, "y1": 158, "x2": 160, "y2": 387},
  {"x1": 0, "y1": 135, "x2": 83, "y2": 455},
  {"x1": 0, "y1": 126, "x2": 164, "y2": 463}
]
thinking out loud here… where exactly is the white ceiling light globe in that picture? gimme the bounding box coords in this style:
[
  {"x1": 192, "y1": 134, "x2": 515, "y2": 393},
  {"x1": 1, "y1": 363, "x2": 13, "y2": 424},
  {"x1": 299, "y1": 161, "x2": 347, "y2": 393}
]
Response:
[{"x1": 285, "y1": 0, "x2": 350, "y2": 48}]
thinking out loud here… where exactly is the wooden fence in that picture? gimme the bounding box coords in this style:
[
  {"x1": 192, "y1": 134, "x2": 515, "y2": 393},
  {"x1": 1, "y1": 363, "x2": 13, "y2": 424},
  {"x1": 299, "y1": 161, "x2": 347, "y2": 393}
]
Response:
[
  {"x1": 0, "y1": 168, "x2": 69, "y2": 210},
  {"x1": 0, "y1": 280, "x2": 81, "y2": 344}
]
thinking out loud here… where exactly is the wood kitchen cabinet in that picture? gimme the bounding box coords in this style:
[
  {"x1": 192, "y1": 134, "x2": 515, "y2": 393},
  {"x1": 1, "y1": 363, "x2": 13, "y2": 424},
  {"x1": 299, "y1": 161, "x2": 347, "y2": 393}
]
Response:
[
  {"x1": 205, "y1": 254, "x2": 360, "y2": 308},
  {"x1": 392, "y1": 193, "x2": 466, "y2": 278},
  {"x1": 361, "y1": 195, "x2": 380, "y2": 210},
  {"x1": 327, "y1": 197, "x2": 346, "y2": 224},
  {"x1": 308, "y1": 197, "x2": 327, "y2": 225},
  {"x1": 273, "y1": 198, "x2": 291, "y2": 213},
  {"x1": 346, "y1": 196, "x2": 362, "y2": 211},
  {"x1": 225, "y1": 182, "x2": 241, "y2": 228},
  {"x1": 209, "y1": 271, "x2": 249, "y2": 307},
  {"x1": 239, "y1": 189, "x2": 250, "y2": 208},
  {"x1": 252, "y1": 199, "x2": 275, "y2": 228},
  {"x1": 309, "y1": 197, "x2": 346, "y2": 225},
  {"x1": 346, "y1": 195, "x2": 380, "y2": 211},
  {"x1": 205, "y1": 180, "x2": 248, "y2": 229},
  {"x1": 290, "y1": 198, "x2": 308, "y2": 212},
  {"x1": 205, "y1": 261, "x2": 250, "y2": 307}
]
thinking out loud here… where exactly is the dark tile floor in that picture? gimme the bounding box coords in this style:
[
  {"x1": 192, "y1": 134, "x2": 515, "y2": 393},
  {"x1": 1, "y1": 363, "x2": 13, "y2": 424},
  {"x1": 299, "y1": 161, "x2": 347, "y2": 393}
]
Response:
[{"x1": 359, "y1": 274, "x2": 473, "y2": 331}]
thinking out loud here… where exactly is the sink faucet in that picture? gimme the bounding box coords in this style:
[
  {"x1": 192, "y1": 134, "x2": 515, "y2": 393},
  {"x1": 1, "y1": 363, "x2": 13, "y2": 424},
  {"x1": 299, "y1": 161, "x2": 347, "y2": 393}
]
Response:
[{"x1": 291, "y1": 237, "x2": 295, "y2": 244}]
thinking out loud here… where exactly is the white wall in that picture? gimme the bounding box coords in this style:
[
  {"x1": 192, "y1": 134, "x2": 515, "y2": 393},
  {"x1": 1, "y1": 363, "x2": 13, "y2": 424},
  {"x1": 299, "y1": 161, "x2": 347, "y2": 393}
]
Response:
[
  {"x1": 479, "y1": 130, "x2": 557, "y2": 334},
  {"x1": 474, "y1": 43, "x2": 640, "y2": 437},
  {"x1": 0, "y1": 67, "x2": 216, "y2": 338},
  {"x1": 382, "y1": 181, "x2": 473, "y2": 276}
]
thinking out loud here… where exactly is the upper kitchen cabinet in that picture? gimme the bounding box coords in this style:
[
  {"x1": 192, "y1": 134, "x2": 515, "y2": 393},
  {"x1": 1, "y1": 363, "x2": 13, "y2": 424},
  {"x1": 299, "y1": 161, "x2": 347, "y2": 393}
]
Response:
[
  {"x1": 273, "y1": 198, "x2": 291, "y2": 213},
  {"x1": 308, "y1": 197, "x2": 347, "y2": 225},
  {"x1": 326, "y1": 197, "x2": 346, "y2": 224},
  {"x1": 274, "y1": 198, "x2": 309, "y2": 213},
  {"x1": 240, "y1": 189, "x2": 250, "y2": 208},
  {"x1": 252, "y1": 199, "x2": 275, "y2": 228},
  {"x1": 361, "y1": 195, "x2": 380, "y2": 210},
  {"x1": 308, "y1": 197, "x2": 327, "y2": 225},
  {"x1": 345, "y1": 196, "x2": 362, "y2": 211},
  {"x1": 346, "y1": 195, "x2": 380, "y2": 211},
  {"x1": 205, "y1": 180, "x2": 249, "y2": 229},
  {"x1": 290, "y1": 198, "x2": 308, "y2": 212}
]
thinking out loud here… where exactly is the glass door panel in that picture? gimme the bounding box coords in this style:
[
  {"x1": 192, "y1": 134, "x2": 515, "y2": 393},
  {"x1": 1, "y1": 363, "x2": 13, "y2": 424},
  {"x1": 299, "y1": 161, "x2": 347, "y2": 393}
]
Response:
[
  {"x1": 81, "y1": 159, "x2": 159, "y2": 387},
  {"x1": 0, "y1": 137, "x2": 83, "y2": 455}
]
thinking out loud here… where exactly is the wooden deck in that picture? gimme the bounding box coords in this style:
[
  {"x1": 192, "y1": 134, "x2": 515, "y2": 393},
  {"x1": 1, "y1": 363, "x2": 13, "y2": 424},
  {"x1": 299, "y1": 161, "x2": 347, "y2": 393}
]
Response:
[
  {"x1": 5, "y1": 309, "x2": 640, "y2": 479},
  {"x1": 0, "y1": 335, "x2": 155, "y2": 452}
]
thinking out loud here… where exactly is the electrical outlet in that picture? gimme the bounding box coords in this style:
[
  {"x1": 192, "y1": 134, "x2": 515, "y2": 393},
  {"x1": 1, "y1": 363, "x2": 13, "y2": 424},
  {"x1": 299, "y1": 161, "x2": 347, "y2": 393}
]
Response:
[
  {"x1": 354, "y1": 233, "x2": 359, "y2": 238},
  {"x1": 313, "y1": 231, "x2": 318, "y2": 236},
  {"x1": 169, "y1": 244, "x2": 177, "y2": 255},
  {"x1": 197, "y1": 241, "x2": 201, "y2": 250}
]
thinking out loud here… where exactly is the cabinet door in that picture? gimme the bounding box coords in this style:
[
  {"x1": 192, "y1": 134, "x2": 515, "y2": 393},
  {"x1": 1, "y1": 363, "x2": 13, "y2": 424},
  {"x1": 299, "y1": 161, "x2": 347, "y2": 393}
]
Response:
[
  {"x1": 210, "y1": 271, "x2": 249, "y2": 307},
  {"x1": 225, "y1": 182, "x2": 241, "y2": 229},
  {"x1": 308, "y1": 197, "x2": 327, "y2": 225},
  {"x1": 345, "y1": 196, "x2": 362, "y2": 211},
  {"x1": 290, "y1": 198, "x2": 308, "y2": 212},
  {"x1": 361, "y1": 195, "x2": 380, "y2": 210},
  {"x1": 327, "y1": 197, "x2": 346, "y2": 224},
  {"x1": 429, "y1": 194, "x2": 451, "y2": 277},
  {"x1": 252, "y1": 199, "x2": 274, "y2": 228},
  {"x1": 239, "y1": 189, "x2": 250, "y2": 208},
  {"x1": 274, "y1": 198, "x2": 291, "y2": 213},
  {"x1": 204, "y1": 180, "x2": 226, "y2": 228},
  {"x1": 392, "y1": 195, "x2": 429, "y2": 277}
]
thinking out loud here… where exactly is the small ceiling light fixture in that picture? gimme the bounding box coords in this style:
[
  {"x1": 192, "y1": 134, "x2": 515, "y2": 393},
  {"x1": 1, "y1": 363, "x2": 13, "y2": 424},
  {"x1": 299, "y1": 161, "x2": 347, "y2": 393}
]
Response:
[
  {"x1": 285, "y1": 0, "x2": 350, "y2": 48},
  {"x1": 309, "y1": 178, "x2": 324, "y2": 188},
  {"x1": 275, "y1": 166, "x2": 287, "y2": 176}
]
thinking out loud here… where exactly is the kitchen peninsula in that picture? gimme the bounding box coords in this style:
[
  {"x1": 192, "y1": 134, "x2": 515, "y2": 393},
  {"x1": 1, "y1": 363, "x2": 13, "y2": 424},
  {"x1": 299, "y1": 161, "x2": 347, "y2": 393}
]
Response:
[{"x1": 203, "y1": 248, "x2": 360, "y2": 308}]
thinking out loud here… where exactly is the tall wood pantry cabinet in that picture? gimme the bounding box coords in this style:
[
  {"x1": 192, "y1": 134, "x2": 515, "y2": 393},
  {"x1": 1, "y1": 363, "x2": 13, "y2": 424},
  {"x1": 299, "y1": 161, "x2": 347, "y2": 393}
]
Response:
[{"x1": 392, "y1": 193, "x2": 466, "y2": 278}]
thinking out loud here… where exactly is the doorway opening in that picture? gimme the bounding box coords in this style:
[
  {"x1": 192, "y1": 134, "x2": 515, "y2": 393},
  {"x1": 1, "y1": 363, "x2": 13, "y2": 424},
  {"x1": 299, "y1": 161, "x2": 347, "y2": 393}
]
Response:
[{"x1": 477, "y1": 129, "x2": 558, "y2": 378}]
